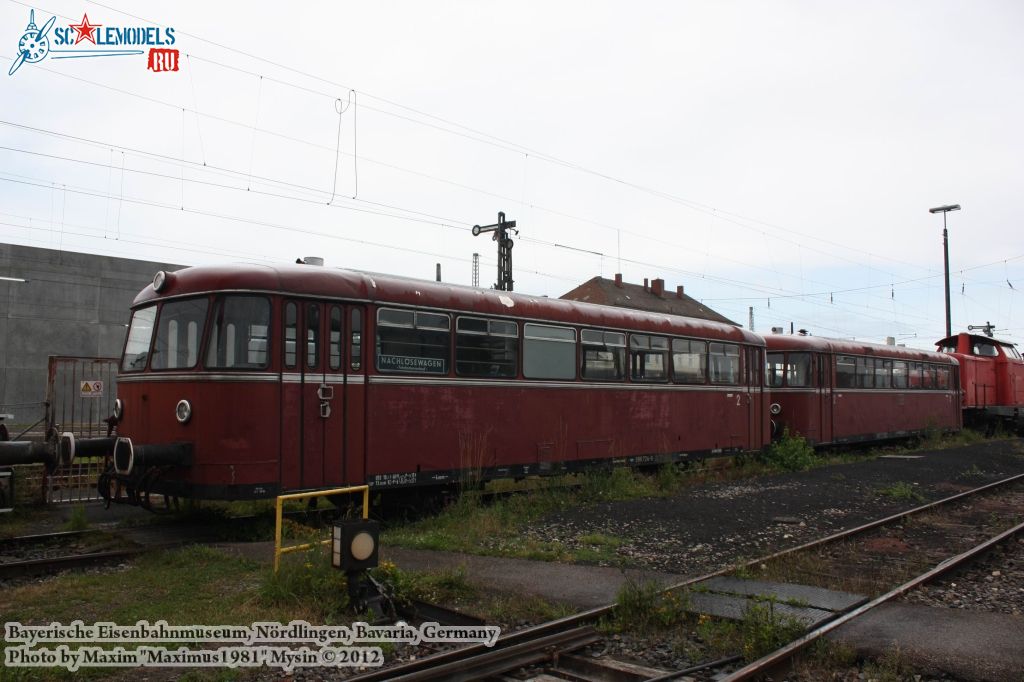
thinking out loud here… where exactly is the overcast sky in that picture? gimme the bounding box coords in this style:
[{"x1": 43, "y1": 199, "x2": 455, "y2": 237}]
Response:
[{"x1": 1, "y1": 1, "x2": 1022, "y2": 348}]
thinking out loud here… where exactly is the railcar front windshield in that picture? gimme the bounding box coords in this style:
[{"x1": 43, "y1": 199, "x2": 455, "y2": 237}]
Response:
[
  {"x1": 151, "y1": 298, "x2": 209, "y2": 370},
  {"x1": 122, "y1": 305, "x2": 157, "y2": 372}
]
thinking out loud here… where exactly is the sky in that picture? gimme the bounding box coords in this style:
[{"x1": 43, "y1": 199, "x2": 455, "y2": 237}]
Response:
[{"x1": 1, "y1": 0, "x2": 1023, "y2": 349}]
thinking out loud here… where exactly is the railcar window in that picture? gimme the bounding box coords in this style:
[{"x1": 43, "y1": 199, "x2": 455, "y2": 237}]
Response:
[
  {"x1": 206, "y1": 296, "x2": 271, "y2": 369},
  {"x1": 122, "y1": 306, "x2": 157, "y2": 372},
  {"x1": 151, "y1": 298, "x2": 208, "y2": 370},
  {"x1": 1003, "y1": 344, "x2": 1022, "y2": 361},
  {"x1": 456, "y1": 317, "x2": 519, "y2": 378},
  {"x1": 786, "y1": 352, "x2": 811, "y2": 388},
  {"x1": 329, "y1": 306, "x2": 342, "y2": 371},
  {"x1": 351, "y1": 309, "x2": 362, "y2": 371},
  {"x1": 893, "y1": 361, "x2": 908, "y2": 389},
  {"x1": 580, "y1": 330, "x2": 626, "y2": 381},
  {"x1": 708, "y1": 342, "x2": 740, "y2": 385},
  {"x1": 973, "y1": 342, "x2": 999, "y2": 357},
  {"x1": 284, "y1": 303, "x2": 297, "y2": 369},
  {"x1": 836, "y1": 355, "x2": 857, "y2": 389},
  {"x1": 673, "y1": 339, "x2": 708, "y2": 384},
  {"x1": 376, "y1": 308, "x2": 450, "y2": 374},
  {"x1": 876, "y1": 359, "x2": 893, "y2": 389},
  {"x1": 766, "y1": 353, "x2": 785, "y2": 387},
  {"x1": 936, "y1": 365, "x2": 951, "y2": 389},
  {"x1": 938, "y1": 342, "x2": 957, "y2": 353},
  {"x1": 921, "y1": 363, "x2": 936, "y2": 389},
  {"x1": 630, "y1": 335, "x2": 668, "y2": 382},
  {"x1": 306, "y1": 304, "x2": 321, "y2": 370},
  {"x1": 523, "y1": 324, "x2": 576, "y2": 380},
  {"x1": 854, "y1": 357, "x2": 874, "y2": 388},
  {"x1": 908, "y1": 362, "x2": 924, "y2": 389}
]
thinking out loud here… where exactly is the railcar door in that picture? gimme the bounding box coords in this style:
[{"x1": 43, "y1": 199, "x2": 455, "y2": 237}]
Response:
[
  {"x1": 280, "y1": 300, "x2": 345, "y2": 490},
  {"x1": 746, "y1": 346, "x2": 762, "y2": 449},
  {"x1": 344, "y1": 306, "x2": 366, "y2": 486},
  {"x1": 818, "y1": 353, "x2": 833, "y2": 444}
]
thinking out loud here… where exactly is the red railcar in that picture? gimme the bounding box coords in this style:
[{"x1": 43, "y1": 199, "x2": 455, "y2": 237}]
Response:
[
  {"x1": 765, "y1": 335, "x2": 961, "y2": 445},
  {"x1": 937, "y1": 333, "x2": 1024, "y2": 427},
  {"x1": 90, "y1": 264, "x2": 770, "y2": 504}
]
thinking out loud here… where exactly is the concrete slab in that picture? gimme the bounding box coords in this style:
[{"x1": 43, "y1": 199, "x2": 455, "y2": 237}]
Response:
[
  {"x1": 830, "y1": 603, "x2": 1024, "y2": 682},
  {"x1": 382, "y1": 547, "x2": 681, "y2": 610},
  {"x1": 685, "y1": 592, "x2": 833, "y2": 625},
  {"x1": 698, "y1": 576, "x2": 866, "y2": 612}
]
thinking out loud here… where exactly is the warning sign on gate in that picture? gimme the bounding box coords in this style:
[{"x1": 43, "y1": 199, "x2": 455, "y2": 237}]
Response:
[{"x1": 80, "y1": 380, "x2": 104, "y2": 398}]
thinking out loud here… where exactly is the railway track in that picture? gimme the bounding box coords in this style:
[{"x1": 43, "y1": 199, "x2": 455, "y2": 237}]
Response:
[{"x1": 346, "y1": 471, "x2": 1024, "y2": 681}]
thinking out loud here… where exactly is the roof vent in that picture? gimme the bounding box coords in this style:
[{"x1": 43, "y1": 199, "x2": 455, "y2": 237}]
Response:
[{"x1": 303, "y1": 256, "x2": 324, "y2": 266}]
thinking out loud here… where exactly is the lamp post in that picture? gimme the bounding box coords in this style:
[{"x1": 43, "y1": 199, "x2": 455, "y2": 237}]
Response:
[{"x1": 929, "y1": 204, "x2": 961, "y2": 338}]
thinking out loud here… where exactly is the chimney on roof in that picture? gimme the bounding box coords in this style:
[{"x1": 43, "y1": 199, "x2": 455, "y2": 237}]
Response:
[
  {"x1": 643, "y1": 278, "x2": 649, "y2": 291},
  {"x1": 676, "y1": 285, "x2": 685, "y2": 299},
  {"x1": 614, "y1": 273, "x2": 623, "y2": 288},
  {"x1": 652, "y1": 278, "x2": 665, "y2": 297}
]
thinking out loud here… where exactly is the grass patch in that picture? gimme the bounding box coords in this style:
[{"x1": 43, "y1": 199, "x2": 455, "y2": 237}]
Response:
[
  {"x1": 764, "y1": 429, "x2": 816, "y2": 472},
  {"x1": 875, "y1": 482, "x2": 926, "y2": 504},
  {"x1": 62, "y1": 504, "x2": 89, "y2": 532}
]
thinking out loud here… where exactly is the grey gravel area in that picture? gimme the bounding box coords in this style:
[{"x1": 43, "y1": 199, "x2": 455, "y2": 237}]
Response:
[
  {"x1": 527, "y1": 440, "x2": 1024, "y2": 576},
  {"x1": 902, "y1": 535, "x2": 1024, "y2": 616}
]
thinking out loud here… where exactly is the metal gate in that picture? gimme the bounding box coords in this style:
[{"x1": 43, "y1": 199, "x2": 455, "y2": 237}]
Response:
[{"x1": 44, "y1": 355, "x2": 119, "y2": 503}]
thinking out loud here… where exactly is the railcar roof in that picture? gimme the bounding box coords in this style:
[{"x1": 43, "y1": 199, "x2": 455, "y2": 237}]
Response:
[
  {"x1": 134, "y1": 264, "x2": 762, "y2": 345},
  {"x1": 936, "y1": 333, "x2": 1018, "y2": 348},
  {"x1": 764, "y1": 333, "x2": 956, "y2": 363}
]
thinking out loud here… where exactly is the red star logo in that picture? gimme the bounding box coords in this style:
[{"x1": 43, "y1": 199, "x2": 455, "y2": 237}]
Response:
[{"x1": 69, "y1": 13, "x2": 101, "y2": 45}]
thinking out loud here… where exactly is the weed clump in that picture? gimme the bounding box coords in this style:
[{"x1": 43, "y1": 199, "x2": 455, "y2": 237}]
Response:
[
  {"x1": 63, "y1": 504, "x2": 89, "y2": 531},
  {"x1": 739, "y1": 598, "x2": 806, "y2": 661},
  {"x1": 614, "y1": 579, "x2": 690, "y2": 631},
  {"x1": 764, "y1": 429, "x2": 816, "y2": 471}
]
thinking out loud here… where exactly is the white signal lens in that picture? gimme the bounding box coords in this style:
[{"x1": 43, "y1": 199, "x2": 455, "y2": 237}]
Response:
[
  {"x1": 175, "y1": 399, "x2": 192, "y2": 424},
  {"x1": 350, "y1": 531, "x2": 376, "y2": 561}
]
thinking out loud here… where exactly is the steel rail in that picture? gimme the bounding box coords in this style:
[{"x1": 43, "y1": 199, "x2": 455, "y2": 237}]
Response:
[
  {"x1": 387, "y1": 626, "x2": 601, "y2": 682},
  {"x1": 347, "y1": 471, "x2": 1024, "y2": 682},
  {"x1": 0, "y1": 548, "x2": 146, "y2": 579},
  {"x1": 722, "y1": 517, "x2": 1024, "y2": 681}
]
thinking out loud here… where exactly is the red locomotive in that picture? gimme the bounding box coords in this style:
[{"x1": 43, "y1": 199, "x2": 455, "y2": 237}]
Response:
[
  {"x1": 74, "y1": 264, "x2": 771, "y2": 506},
  {"x1": 765, "y1": 335, "x2": 962, "y2": 445},
  {"x1": 937, "y1": 331, "x2": 1024, "y2": 429}
]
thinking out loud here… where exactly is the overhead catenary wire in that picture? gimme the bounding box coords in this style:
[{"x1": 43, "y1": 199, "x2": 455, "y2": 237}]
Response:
[{"x1": 4, "y1": 0, "x2": 935, "y2": 283}]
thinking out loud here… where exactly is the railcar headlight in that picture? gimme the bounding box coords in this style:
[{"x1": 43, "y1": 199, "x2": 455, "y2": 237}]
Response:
[
  {"x1": 175, "y1": 399, "x2": 192, "y2": 424},
  {"x1": 770, "y1": 402, "x2": 782, "y2": 415},
  {"x1": 113, "y1": 398, "x2": 124, "y2": 420},
  {"x1": 332, "y1": 520, "x2": 380, "y2": 571},
  {"x1": 153, "y1": 270, "x2": 168, "y2": 292}
]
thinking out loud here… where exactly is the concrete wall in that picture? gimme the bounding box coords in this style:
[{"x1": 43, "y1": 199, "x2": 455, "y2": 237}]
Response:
[{"x1": 0, "y1": 244, "x2": 184, "y2": 423}]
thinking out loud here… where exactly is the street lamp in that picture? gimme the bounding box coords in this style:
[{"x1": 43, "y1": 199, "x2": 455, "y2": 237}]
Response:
[{"x1": 929, "y1": 204, "x2": 961, "y2": 338}]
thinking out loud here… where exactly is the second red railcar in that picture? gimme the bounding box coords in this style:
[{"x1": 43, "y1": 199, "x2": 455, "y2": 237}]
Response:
[{"x1": 765, "y1": 335, "x2": 961, "y2": 445}]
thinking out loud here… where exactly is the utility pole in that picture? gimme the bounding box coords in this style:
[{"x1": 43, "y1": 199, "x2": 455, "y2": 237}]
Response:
[
  {"x1": 748, "y1": 306, "x2": 754, "y2": 332},
  {"x1": 472, "y1": 253, "x2": 480, "y2": 288},
  {"x1": 472, "y1": 212, "x2": 517, "y2": 291},
  {"x1": 929, "y1": 204, "x2": 961, "y2": 338}
]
